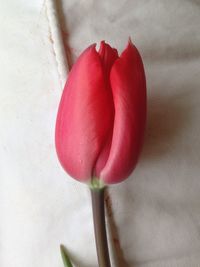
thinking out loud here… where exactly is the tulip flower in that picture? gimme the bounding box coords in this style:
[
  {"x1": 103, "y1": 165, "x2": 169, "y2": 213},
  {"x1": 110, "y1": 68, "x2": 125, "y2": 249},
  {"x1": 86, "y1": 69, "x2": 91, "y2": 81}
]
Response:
[
  {"x1": 55, "y1": 39, "x2": 146, "y2": 186},
  {"x1": 55, "y1": 39, "x2": 146, "y2": 267}
]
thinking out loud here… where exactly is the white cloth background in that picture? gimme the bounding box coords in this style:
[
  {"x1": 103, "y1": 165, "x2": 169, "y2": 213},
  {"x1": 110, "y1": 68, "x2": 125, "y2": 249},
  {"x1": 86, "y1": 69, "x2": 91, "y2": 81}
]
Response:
[{"x1": 0, "y1": 0, "x2": 200, "y2": 266}]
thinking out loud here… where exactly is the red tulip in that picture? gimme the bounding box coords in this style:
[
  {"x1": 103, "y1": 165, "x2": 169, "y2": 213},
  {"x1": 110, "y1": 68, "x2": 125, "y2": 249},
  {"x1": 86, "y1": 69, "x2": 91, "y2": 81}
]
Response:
[{"x1": 55, "y1": 40, "x2": 146, "y2": 185}]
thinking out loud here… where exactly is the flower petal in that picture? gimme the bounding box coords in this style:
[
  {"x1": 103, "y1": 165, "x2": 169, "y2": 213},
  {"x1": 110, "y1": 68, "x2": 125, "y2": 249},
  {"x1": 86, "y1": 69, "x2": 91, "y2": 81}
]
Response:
[
  {"x1": 98, "y1": 41, "x2": 118, "y2": 80},
  {"x1": 93, "y1": 42, "x2": 118, "y2": 177},
  {"x1": 100, "y1": 40, "x2": 147, "y2": 184},
  {"x1": 55, "y1": 45, "x2": 114, "y2": 182}
]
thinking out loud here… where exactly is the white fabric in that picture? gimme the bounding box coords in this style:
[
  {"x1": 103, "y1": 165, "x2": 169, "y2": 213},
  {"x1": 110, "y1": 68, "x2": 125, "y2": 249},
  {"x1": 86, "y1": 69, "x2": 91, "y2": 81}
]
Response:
[{"x1": 1, "y1": 0, "x2": 200, "y2": 266}]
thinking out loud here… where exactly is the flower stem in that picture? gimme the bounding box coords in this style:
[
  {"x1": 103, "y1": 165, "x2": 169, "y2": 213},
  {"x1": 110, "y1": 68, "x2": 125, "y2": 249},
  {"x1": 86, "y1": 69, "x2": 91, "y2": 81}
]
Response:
[{"x1": 90, "y1": 187, "x2": 111, "y2": 267}]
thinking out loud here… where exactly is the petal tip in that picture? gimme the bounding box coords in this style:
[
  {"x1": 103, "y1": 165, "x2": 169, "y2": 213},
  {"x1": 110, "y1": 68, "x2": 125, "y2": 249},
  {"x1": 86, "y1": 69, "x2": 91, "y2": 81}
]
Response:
[
  {"x1": 98, "y1": 40, "x2": 106, "y2": 54},
  {"x1": 128, "y1": 36, "x2": 133, "y2": 44},
  {"x1": 126, "y1": 37, "x2": 135, "y2": 50}
]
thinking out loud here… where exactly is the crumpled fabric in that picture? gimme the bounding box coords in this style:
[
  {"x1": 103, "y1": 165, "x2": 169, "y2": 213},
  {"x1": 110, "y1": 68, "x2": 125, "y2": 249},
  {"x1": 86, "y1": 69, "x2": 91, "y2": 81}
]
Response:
[{"x1": 1, "y1": 0, "x2": 200, "y2": 267}]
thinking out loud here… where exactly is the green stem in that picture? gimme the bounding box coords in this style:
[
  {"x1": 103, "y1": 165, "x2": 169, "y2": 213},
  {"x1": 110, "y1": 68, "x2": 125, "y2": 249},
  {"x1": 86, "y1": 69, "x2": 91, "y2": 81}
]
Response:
[{"x1": 90, "y1": 188, "x2": 111, "y2": 267}]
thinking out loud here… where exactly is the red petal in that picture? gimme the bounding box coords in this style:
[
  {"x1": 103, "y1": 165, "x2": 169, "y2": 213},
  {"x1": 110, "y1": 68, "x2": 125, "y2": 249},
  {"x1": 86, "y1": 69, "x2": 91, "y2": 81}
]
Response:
[
  {"x1": 93, "y1": 41, "x2": 118, "y2": 177},
  {"x1": 98, "y1": 41, "x2": 118, "y2": 80},
  {"x1": 55, "y1": 45, "x2": 114, "y2": 182},
  {"x1": 100, "y1": 40, "x2": 147, "y2": 184}
]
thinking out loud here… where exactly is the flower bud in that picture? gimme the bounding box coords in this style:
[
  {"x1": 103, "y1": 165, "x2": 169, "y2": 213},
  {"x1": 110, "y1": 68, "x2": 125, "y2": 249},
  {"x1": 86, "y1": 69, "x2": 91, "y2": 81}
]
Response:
[{"x1": 55, "y1": 40, "x2": 146, "y2": 185}]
